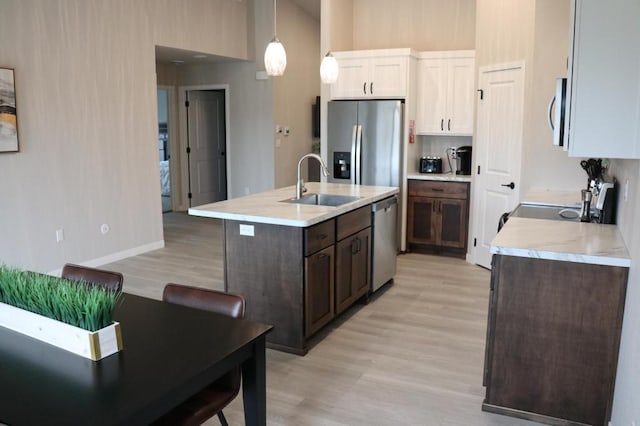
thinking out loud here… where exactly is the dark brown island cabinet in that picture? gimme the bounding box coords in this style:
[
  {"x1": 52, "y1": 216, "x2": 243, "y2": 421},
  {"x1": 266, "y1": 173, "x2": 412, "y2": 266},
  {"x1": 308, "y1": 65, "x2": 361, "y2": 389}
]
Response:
[
  {"x1": 483, "y1": 254, "x2": 628, "y2": 426},
  {"x1": 224, "y1": 205, "x2": 371, "y2": 355},
  {"x1": 407, "y1": 179, "x2": 470, "y2": 257}
]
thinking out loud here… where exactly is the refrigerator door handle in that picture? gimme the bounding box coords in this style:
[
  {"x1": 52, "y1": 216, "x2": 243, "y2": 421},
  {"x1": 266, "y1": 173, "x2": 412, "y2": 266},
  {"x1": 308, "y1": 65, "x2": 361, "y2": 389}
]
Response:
[
  {"x1": 355, "y1": 125, "x2": 363, "y2": 185},
  {"x1": 350, "y1": 125, "x2": 358, "y2": 184}
]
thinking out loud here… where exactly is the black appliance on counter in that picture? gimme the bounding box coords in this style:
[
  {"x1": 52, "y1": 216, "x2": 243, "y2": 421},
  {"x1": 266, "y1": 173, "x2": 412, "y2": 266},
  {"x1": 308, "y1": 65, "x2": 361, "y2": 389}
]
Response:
[
  {"x1": 419, "y1": 156, "x2": 442, "y2": 174},
  {"x1": 455, "y1": 146, "x2": 472, "y2": 175}
]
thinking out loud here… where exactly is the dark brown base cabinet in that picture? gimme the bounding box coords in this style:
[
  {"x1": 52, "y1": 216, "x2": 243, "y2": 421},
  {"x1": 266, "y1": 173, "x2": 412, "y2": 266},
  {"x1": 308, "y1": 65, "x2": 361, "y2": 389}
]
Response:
[
  {"x1": 407, "y1": 180, "x2": 469, "y2": 256},
  {"x1": 224, "y1": 205, "x2": 371, "y2": 355},
  {"x1": 483, "y1": 255, "x2": 628, "y2": 426}
]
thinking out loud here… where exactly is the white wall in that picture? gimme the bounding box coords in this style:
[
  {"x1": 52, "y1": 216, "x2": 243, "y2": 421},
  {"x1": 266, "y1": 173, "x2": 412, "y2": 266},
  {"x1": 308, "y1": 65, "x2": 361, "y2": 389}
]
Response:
[
  {"x1": 609, "y1": 159, "x2": 640, "y2": 425},
  {"x1": 0, "y1": 0, "x2": 250, "y2": 272},
  {"x1": 352, "y1": 0, "x2": 476, "y2": 51},
  {"x1": 272, "y1": 0, "x2": 321, "y2": 188}
]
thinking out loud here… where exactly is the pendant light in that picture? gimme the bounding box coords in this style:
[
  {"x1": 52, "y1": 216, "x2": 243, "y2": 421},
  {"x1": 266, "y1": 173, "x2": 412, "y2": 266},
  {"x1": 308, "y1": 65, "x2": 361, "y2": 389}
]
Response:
[
  {"x1": 264, "y1": 0, "x2": 287, "y2": 76},
  {"x1": 320, "y1": 51, "x2": 339, "y2": 84}
]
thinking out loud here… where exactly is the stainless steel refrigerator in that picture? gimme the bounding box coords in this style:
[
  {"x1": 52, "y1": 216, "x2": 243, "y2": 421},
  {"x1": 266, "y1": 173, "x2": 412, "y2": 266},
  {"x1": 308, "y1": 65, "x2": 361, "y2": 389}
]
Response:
[
  {"x1": 328, "y1": 100, "x2": 402, "y2": 292},
  {"x1": 327, "y1": 100, "x2": 403, "y2": 187}
]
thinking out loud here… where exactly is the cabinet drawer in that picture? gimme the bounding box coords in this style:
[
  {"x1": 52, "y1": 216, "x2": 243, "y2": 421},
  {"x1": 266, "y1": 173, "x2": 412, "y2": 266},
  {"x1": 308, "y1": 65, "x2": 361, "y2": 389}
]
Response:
[
  {"x1": 408, "y1": 180, "x2": 469, "y2": 199},
  {"x1": 337, "y1": 206, "x2": 371, "y2": 241},
  {"x1": 304, "y1": 219, "x2": 335, "y2": 256}
]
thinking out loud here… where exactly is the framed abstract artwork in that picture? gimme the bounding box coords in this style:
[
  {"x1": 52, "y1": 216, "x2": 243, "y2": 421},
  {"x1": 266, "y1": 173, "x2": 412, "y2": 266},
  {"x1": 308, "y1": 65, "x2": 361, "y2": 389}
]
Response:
[{"x1": 0, "y1": 67, "x2": 18, "y2": 153}]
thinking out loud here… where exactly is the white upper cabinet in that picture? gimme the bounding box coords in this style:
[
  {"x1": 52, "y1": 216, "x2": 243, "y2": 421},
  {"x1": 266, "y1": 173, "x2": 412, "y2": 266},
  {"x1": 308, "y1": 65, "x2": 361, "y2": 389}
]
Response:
[
  {"x1": 331, "y1": 49, "x2": 411, "y2": 99},
  {"x1": 564, "y1": 0, "x2": 640, "y2": 158},
  {"x1": 416, "y1": 51, "x2": 475, "y2": 136}
]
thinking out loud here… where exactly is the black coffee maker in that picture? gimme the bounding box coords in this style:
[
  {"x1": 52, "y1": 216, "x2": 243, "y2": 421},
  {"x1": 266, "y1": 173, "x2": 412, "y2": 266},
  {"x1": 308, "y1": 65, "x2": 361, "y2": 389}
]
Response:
[{"x1": 454, "y1": 146, "x2": 472, "y2": 175}]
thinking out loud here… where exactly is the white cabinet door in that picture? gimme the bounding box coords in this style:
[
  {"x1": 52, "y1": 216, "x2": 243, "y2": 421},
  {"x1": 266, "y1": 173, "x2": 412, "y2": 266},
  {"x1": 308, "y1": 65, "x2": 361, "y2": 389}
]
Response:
[
  {"x1": 330, "y1": 51, "x2": 409, "y2": 100},
  {"x1": 416, "y1": 53, "x2": 475, "y2": 136},
  {"x1": 369, "y1": 56, "x2": 407, "y2": 98},
  {"x1": 566, "y1": 0, "x2": 640, "y2": 158},
  {"x1": 447, "y1": 58, "x2": 475, "y2": 135},
  {"x1": 416, "y1": 59, "x2": 448, "y2": 134},
  {"x1": 331, "y1": 57, "x2": 369, "y2": 99}
]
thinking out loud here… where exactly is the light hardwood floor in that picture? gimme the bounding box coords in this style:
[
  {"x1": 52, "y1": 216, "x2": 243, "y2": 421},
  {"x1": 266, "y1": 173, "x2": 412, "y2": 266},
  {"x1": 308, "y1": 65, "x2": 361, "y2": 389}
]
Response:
[{"x1": 104, "y1": 212, "x2": 540, "y2": 426}]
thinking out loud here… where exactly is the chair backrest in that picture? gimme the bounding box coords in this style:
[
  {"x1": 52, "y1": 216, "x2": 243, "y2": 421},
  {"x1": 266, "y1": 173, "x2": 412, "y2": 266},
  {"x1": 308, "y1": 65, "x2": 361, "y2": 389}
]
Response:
[
  {"x1": 61, "y1": 263, "x2": 124, "y2": 292},
  {"x1": 162, "y1": 283, "x2": 245, "y2": 320}
]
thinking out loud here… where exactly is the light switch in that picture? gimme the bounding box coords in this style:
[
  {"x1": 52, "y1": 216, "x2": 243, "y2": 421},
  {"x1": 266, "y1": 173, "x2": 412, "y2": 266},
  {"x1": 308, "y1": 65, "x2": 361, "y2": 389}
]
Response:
[{"x1": 239, "y1": 224, "x2": 254, "y2": 237}]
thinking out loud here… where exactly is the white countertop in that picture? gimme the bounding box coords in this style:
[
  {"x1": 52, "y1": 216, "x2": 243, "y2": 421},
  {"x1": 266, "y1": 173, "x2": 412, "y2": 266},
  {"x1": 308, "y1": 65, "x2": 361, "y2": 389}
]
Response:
[
  {"x1": 407, "y1": 173, "x2": 472, "y2": 183},
  {"x1": 188, "y1": 182, "x2": 398, "y2": 227},
  {"x1": 491, "y1": 217, "x2": 630, "y2": 267}
]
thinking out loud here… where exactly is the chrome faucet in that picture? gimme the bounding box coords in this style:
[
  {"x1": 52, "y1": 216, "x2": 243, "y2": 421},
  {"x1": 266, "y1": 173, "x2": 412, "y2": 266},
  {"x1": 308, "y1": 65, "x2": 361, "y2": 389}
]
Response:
[{"x1": 296, "y1": 153, "x2": 330, "y2": 199}]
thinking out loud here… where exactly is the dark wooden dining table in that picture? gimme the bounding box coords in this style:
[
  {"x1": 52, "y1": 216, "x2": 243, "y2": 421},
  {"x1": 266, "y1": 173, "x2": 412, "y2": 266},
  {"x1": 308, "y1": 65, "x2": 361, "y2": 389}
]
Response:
[{"x1": 0, "y1": 293, "x2": 272, "y2": 425}]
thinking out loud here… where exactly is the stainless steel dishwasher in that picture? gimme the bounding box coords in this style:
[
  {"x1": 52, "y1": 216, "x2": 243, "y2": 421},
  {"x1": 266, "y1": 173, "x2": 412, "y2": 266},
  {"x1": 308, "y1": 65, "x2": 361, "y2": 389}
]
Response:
[{"x1": 371, "y1": 195, "x2": 398, "y2": 292}]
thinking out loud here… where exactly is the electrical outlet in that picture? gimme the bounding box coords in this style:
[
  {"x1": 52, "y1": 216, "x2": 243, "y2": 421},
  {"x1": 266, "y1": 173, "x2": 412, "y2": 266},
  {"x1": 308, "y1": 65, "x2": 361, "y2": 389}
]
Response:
[
  {"x1": 100, "y1": 224, "x2": 110, "y2": 235},
  {"x1": 274, "y1": 125, "x2": 282, "y2": 134},
  {"x1": 283, "y1": 127, "x2": 290, "y2": 136},
  {"x1": 55, "y1": 229, "x2": 64, "y2": 243}
]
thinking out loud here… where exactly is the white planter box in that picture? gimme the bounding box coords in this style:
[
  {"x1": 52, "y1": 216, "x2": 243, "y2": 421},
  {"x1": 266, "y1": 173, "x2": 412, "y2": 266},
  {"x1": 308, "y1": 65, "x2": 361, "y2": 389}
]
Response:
[{"x1": 0, "y1": 301, "x2": 122, "y2": 361}]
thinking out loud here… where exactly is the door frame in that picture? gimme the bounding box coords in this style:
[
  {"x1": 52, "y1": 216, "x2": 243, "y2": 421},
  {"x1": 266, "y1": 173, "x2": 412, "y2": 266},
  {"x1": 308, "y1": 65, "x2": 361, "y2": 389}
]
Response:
[
  {"x1": 469, "y1": 61, "x2": 525, "y2": 266},
  {"x1": 178, "y1": 84, "x2": 231, "y2": 210},
  {"x1": 157, "y1": 85, "x2": 178, "y2": 212}
]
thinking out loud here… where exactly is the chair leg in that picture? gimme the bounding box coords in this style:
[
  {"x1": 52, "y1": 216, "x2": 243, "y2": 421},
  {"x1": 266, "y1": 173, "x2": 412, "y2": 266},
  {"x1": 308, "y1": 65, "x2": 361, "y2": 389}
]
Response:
[{"x1": 217, "y1": 411, "x2": 229, "y2": 426}]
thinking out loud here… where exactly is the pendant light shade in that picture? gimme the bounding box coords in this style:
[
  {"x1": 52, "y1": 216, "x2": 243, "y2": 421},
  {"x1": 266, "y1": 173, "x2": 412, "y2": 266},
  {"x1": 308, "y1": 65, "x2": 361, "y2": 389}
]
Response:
[
  {"x1": 320, "y1": 52, "x2": 339, "y2": 84},
  {"x1": 264, "y1": 0, "x2": 286, "y2": 76},
  {"x1": 264, "y1": 37, "x2": 287, "y2": 76}
]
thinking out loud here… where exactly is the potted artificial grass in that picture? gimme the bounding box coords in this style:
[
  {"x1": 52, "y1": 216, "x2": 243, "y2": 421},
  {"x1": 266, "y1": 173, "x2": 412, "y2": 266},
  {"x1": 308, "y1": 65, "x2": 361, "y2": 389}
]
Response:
[{"x1": 0, "y1": 266, "x2": 123, "y2": 361}]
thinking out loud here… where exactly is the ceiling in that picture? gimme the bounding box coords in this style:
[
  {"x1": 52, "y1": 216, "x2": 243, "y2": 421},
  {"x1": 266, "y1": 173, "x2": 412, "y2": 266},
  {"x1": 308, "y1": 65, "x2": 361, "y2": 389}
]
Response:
[{"x1": 155, "y1": 0, "x2": 320, "y2": 65}]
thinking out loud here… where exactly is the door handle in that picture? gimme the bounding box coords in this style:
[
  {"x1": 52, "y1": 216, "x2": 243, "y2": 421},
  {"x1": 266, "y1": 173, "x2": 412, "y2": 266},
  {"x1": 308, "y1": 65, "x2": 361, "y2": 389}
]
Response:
[
  {"x1": 501, "y1": 182, "x2": 515, "y2": 190},
  {"x1": 548, "y1": 95, "x2": 556, "y2": 130}
]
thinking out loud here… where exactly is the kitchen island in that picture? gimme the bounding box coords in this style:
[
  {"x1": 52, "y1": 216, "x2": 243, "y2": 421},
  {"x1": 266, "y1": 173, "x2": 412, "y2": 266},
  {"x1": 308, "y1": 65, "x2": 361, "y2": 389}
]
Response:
[
  {"x1": 484, "y1": 216, "x2": 630, "y2": 426},
  {"x1": 189, "y1": 182, "x2": 399, "y2": 354}
]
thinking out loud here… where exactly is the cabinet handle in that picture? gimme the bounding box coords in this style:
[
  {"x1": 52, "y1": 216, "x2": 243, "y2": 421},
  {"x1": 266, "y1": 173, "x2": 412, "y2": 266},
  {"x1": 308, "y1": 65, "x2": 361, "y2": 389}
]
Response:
[
  {"x1": 432, "y1": 188, "x2": 444, "y2": 192},
  {"x1": 363, "y1": 82, "x2": 367, "y2": 95},
  {"x1": 448, "y1": 119, "x2": 451, "y2": 131},
  {"x1": 370, "y1": 82, "x2": 373, "y2": 94},
  {"x1": 351, "y1": 239, "x2": 358, "y2": 254},
  {"x1": 432, "y1": 201, "x2": 436, "y2": 213},
  {"x1": 318, "y1": 234, "x2": 328, "y2": 240},
  {"x1": 441, "y1": 119, "x2": 444, "y2": 131},
  {"x1": 318, "y1": 253, "x2": 328, "y2": 259}
]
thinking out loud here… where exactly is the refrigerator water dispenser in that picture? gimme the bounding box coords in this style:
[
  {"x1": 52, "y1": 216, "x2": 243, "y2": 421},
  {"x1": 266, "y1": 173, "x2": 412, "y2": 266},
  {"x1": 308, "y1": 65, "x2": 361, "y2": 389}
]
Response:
[{"x1": 333, "y1": 152, "x2": 351, "y2": 180}]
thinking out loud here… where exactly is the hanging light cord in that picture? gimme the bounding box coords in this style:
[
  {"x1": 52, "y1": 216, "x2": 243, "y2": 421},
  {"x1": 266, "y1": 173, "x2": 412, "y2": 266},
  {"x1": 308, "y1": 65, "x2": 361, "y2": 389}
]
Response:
[{"x1": 273, "y1": 0, "x2": 277, "y2": 39}]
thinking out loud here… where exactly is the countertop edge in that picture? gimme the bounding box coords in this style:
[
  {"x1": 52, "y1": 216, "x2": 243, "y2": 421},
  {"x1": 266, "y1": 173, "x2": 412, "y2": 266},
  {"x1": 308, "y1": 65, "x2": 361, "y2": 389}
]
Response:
[
  {"x1": 490, "y1": 246, "x2": 631, "y2": 268},
  {"x1": 407, "y1": 174, "x2": 472, "y2": 183}
]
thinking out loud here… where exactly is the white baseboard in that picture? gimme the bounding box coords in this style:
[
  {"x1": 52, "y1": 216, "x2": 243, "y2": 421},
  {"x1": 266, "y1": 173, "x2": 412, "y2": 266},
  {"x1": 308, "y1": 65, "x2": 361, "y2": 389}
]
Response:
[{"x1": 48, "y1": 240, "x2": 165, "y2": 276}]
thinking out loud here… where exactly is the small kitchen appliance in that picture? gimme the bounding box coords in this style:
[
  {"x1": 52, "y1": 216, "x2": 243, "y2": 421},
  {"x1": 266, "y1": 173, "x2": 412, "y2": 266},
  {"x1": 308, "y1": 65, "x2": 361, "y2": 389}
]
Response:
[
  {"x1": 592, "y1": 180, "x2": 617, "y2": 224},
  {"x1": 447, "y1": 146, "x2": 473, "y2": 175},
  {"x1": 420, "y1": 156, "x2": 442, "y2": 174}
]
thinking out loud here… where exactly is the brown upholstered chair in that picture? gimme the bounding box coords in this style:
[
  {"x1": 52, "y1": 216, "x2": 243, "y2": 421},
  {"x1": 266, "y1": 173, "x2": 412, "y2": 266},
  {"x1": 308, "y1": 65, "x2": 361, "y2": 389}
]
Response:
[
  {"x1": 60, "y1": 263, "x2": 123, "y2": 292},
  {"x1": 155, "y1": 283, "x2": 246, "y2": 426}
]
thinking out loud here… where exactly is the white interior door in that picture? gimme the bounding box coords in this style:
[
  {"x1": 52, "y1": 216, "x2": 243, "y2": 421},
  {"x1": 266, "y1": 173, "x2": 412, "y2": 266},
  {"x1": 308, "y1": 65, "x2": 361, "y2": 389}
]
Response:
[
  {"x1": 187, "y1": 90, "x2": 227, "y2": 207},
  {"x1": 473, "y1": 64, "x2": 525, "y2": 268}
]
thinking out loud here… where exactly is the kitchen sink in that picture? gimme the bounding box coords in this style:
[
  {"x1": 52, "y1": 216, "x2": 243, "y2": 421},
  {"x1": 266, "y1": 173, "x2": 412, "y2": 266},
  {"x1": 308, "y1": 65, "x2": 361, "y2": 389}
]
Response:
[{"x1": 281, "y1": 193, "x2": 361, "y2": 207}]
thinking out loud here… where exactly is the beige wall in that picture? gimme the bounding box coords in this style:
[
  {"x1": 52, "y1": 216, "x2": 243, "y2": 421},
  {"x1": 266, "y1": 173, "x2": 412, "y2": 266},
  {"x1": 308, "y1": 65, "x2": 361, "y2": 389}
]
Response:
[
  {"x1": 476, "y1": 0, "x2": 585, "y2": 194},
  {"x1": 609, "y1": 159, "x2": 640, "y2": 424},
  {"x1": 0, "y1": 0, "x2": 250, "y2": 272},
  {"x1": 352, "y1": 0, "x2": 476, "y2": 51},
  {"x1": 273, "y1": 0, "x2": 321, "y2": 188}
]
